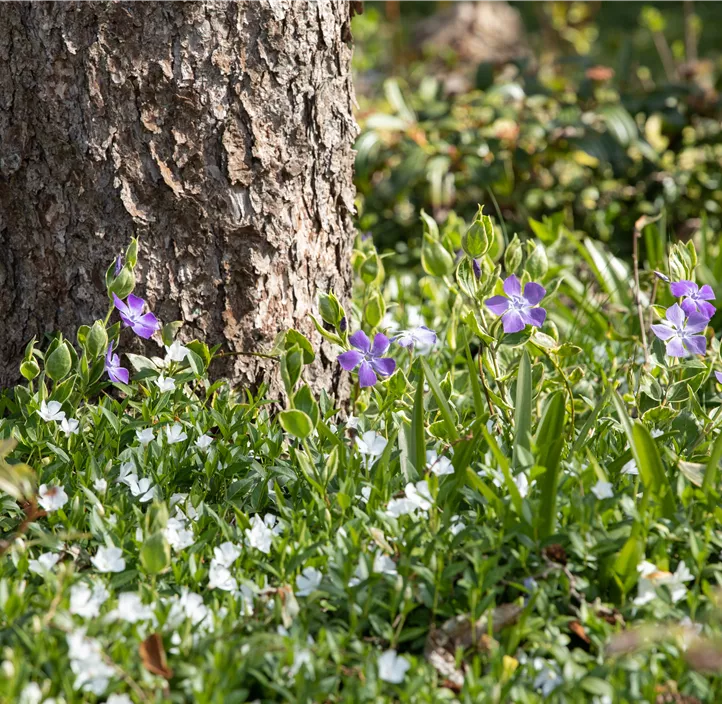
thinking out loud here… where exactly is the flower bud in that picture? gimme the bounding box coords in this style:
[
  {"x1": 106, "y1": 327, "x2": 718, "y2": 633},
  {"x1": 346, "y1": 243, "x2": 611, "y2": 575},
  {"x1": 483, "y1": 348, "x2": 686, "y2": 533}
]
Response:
[
  {"x1": 525, "y1": 242, "x2": 548, "y2": 279},
  {"x1": 108, "y1": 265, "x2": 136, "y2": 299},
  {"x1": 504, "y1": 234, "x2": 523, "y2": 274},
  {"x1": 462, "y1": 206, "x2": 494, "y2": 258},
  {"x1": 86, "y1": 320, "x2": 108, "y2": 358},
  {"x1": 45, "y1": 341, "x2": 72, "y2": 381}
]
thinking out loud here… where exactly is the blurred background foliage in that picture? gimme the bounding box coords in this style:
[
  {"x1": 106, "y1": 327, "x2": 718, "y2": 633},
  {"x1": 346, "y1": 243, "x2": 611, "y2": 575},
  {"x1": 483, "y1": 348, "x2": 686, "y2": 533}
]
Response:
[{"x1": 351, "y1": 1, "x2": 722, "y2": 260}]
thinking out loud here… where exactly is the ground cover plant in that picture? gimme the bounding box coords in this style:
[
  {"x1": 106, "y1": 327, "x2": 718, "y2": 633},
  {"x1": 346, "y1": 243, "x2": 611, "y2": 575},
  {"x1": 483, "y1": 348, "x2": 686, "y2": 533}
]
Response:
[{"x1": 3, "y1": 213, "x2": 722, "y2": 703}]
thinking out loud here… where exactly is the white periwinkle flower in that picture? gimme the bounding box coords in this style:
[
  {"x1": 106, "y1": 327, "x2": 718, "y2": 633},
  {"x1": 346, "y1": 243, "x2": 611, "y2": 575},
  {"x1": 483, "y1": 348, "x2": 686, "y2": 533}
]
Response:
[
  {"x1": 70, "y1": 581, "x2": 110, "y2": 619},
  {"x1": 38, "y1": 400, "x2": 66, "y2": 423},
  {"x1": 355, "y1": 431, "x2": 387, "y2": 465},
  {"x1": 108, "y1": 592, "x2": 155, "y2": 623},
  {"x1": 245, "y1": 515, "x2": 274, "y2": 554},
  {"x1": 92, "y1": 478, "x2": 108, "y2": 494},
  {"x1": 165, "y1": 340, "x2": 189, "y2": 363},
  {"x1": 91, "y1": 546, "x2": 125, "y2": 573},
  {"x1": 38, "y1": 484, "x2": 68, "y2": 512},
  {"x1": 155, "y1": 374, "x2": 175, "y2": 393},
  {"x1": 66, "y1": 629, "x2": 115, "y2": 695},
  {"x1": 166, "y1": 423, "x2": 188, "y2": 445},
  {"x1": 426, "y1": 449, "x2": 453, "y2": 477},
  {"x1": 28, "y1": 552, "x2": 61, "y2": 575},
  {"x1": 195, "y1": 433, "x2": 213, "y2": 450},
  {"x1": 60, "y1": 417, "x2": 80, "y2": 436},
  {"x1": 373, "y1": 552, "x2": 397, "y2": 576},
  {"x1": 591, "y1": 480, "x2": 613, "y2": 500},
  {"x1": 164, "y1": 516, "x2": 195, "y2": 551},
  {"x1": 295, "y1": 567, "x2": 323, "y2": 596},
  {"x1": 136, "y1": 427, "x2": 155, "y2": 445},
  {"x1": 377, "y1": 649, "x2": 410, "y2": 684}
]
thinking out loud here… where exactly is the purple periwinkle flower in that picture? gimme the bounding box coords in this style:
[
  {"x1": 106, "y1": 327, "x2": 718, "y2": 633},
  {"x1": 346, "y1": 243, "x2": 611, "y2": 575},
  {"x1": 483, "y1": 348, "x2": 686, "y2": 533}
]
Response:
[
  {"x1": 338, "y1": 331, "x2": 396, "y2": 388},
  {"x1": 113, "y1": 293, "x2": 161, "y2": 339},
  {"x1": 394, "y1": 326, "x2": 437, "y2": 351},
  {"x1": 105, "y1": 343, "x2": 129, "y2": 384},
  {"x1": 339, "y1": 316, "x2": 348, "y2": 333},
  {"x1": 485, "y1": 275, "x2": 547, "y2": 334},
  {"x1": 472, "y1": 259, "x2": 481, "y2": 280},
  {"x1": 651, "y1": 303, "x2": 708, "y2": 357},
  {"x1": 654, "y1": 270, "x2": 670, "y2": 283},
  {"x1": 114, "y1": 255, "x2": 123, "y2": 277},
  {"x1": 715, "y1": 371, "x2": 722, "y2": 384},
  {"x1": 670, "y1": 280, "x2": 716, "y2": 319}
]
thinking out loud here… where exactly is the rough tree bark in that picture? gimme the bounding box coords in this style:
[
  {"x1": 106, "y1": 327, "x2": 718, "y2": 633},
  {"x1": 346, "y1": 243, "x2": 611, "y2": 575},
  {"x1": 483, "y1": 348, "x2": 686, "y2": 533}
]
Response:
[{"x1": 0, "y1": 1, "x2": 357, "y2": 396}]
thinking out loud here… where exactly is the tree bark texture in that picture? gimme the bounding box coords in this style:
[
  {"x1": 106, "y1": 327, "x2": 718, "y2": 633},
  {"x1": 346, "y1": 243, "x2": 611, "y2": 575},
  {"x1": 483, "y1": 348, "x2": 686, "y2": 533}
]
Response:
[{"x1": 0, "y1": 1, "x2": 357, "y2": 397}]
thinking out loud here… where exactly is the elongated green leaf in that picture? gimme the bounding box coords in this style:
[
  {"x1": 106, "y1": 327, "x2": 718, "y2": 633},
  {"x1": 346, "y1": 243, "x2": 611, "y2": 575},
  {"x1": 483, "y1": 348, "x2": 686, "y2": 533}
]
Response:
[
  {"x1": 702, "y1": 431, "x2": 722, "y2": 494},
  {"x1": 572, "y1": 387, "x2": 610, "y2": 455},
  {"x1": 513, "y1": 350, "x2": 532, "y2": 468},
  {"x1": 420, "y1": 359, "x2": 459, "y2": 441},
  {"x1": 409, "y1": 363, "x2": 426, "y2": 473},
  {"x1": 613, "y1": 391, "x2": 676, "y2": 517},
  {"x1": 465, "y1": 342, "x2": 485, "y2": 419},
  {"x1": 481, "y1": 425, "x2": 522, "y2": 515},
  {"x1": 613, "y1": 527, "x2": 645, "y2": 593},
  {"x1": 536, "y1": 392, "x2": 566, "y2": 539}
]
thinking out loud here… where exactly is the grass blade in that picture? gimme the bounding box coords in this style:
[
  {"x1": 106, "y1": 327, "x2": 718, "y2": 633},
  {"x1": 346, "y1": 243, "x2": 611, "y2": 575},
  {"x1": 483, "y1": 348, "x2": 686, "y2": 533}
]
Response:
[
  {"x1": 513, "y1": 350, "x2": 532, "y2": 469},
  {"x1": 702, "y1": 431, "x2": 722, "y2": 494}
]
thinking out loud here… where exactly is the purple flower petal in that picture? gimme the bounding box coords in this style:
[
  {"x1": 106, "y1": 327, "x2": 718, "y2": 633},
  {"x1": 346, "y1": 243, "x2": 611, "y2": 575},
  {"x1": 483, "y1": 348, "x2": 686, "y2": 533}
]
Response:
[
  {"x1": 371, "y1": 357, "x2": 396, "y2": 377},
  {"x1": 338, "y1": 349, "x2": 364, "y2": 371},
  {"x1": 502, "y1": 310, "x2": 525, "y2": 334},
  {"x1": 699, "y1": 301, "x2": 717, "y2": 318},
  {"x1": 485, "y1": 295, "x2": 510, "y2": 315},
  {"x1": 670, "y1": 281, "x2": 698, "y2": 298},
  {"x1": 503, "y1": 274, "x2": 522, "y2": 298},
  {"x1": 413, "y1": 326, "x2": 437, "y2": 347},
  {"x1": 666, "y1": 303, "x2": 685, "y2": 329},
  {"x1": 685, "y1": 335, "x2": 707, "y2": 356},
  {"x1": 654, "y1": 271, "x2": 670, "y2": 283},
  {"x1": 357, "y1": 360, "x2": 377, "y2": 388},
  {"x1": 131, "y1": 312, "x2": 160, "y2": 339},
  {"x1": 112, "y1": 293, "x2": 130, "y2": 316},
  {"x1": 521, "y1": 307, "x2": 546, "y2": 328},
  {"x1": 125, "y1": 293, "x2": 147, "y2": 317},
  {"x1": 666, "y1": 338, "x2": 687, "y2": 357},
  {"x1": 681, "y1": 298, "x2": 699, "y2": 317},
  {"x1": 348, "y1": 330, "x2": 371, "y2": 353},
  {"x1": 685, "y1": 312, "x2": 711, "y2": 334},
  {"x1": 111, "y1": 366, "x2": 130, "y2": 384},
  {"x1": 698, "y1": 284, "x2": 716, "y2": 301},
  {"x1": 523, "y1": 282, "x2": 546, "y2": 305},
  {"x1": 370, "y1": 333, "x2": 391, "y2": 357},
  {"x1": 715, "y1": 371, "x2": 722, "y2": 384},
  {"x1": 651, "y1": 323, "x2": 675, "y2": 341}
]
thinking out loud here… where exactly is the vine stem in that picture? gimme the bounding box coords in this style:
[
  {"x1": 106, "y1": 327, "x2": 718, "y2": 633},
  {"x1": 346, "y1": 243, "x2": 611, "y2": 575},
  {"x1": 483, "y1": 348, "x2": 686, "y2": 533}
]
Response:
[{"x1": 633, "y1": 216, "x2": 650, "y2": 368}]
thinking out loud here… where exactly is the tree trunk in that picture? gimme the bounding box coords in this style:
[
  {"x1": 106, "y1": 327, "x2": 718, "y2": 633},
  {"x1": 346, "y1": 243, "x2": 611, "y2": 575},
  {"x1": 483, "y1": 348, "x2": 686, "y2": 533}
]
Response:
[{"x1": 0, "y1": 1, "x2": 357, "y2": 397}]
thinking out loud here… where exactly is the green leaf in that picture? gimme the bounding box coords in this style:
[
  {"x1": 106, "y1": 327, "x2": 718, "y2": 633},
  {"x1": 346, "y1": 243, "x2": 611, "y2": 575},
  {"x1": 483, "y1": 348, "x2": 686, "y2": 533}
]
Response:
[
  {"x1": 481, "y1": 425, "x2": 522, "y2": 515},
  {"x1": 279, "y1": 410, "x2": 313, "y2": 440},
  {"x1": 465, "y1": 342, "x2": 485, "y2": 419},
  {"x1": 702, "y1": 431, "x2": 722, "y2": 494},
  {"x1": 535, "y1": 392, "x2": 566, "y2": 539},
  {"x1": 409, "y1": 363, "x2": 426, "y2": 473},
  {"x1": 513, "y1": 350, "x2": 532, "y2": 469},
  {"x1": 293, "y1": 385, "x2": 319, "y2": 428},
  {"x1": 420, "y1": 359, "x2": 459, "y2": 442},
  {"x1": 140, "y1": 532, "x2": 171, "y2": 575},
  {"x1": 614, "y1": 392, "x2": 676, "y2": 518}
]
